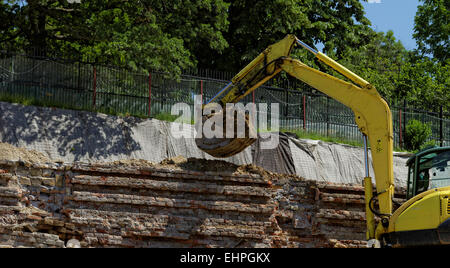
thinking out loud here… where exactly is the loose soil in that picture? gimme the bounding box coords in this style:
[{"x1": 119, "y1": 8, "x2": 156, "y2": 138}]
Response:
[
  {"x1": 0, "y1": 142, "x2": 52, "y2": 163},
  {"x1": 107, "y1": 155, "x2": 279, "y2": 179},
  {"x1": 0, "y1": 142, "x2": 282, "y2": 180}
]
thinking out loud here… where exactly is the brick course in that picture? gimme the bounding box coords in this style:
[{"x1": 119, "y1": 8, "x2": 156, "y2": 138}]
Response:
[{"x1": 0, "y1": 159, "x2": 406, "y2": 248}]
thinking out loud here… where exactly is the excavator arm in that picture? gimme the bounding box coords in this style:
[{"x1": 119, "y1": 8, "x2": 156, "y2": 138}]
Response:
[
  {"x1": 198, "y1": 35, "x2": 395, "y2": 240},
  {"x1": 279, "y1": 56, "x2": 395, "y2": 240}
]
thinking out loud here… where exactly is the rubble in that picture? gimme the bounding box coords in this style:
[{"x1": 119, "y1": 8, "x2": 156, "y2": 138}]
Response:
[
  {"x1": 0, "y1": 142, "x2": 52, "y2": 163},
  {"x1": 0, "y1": 143, "x2": 406, "y2": 248}
]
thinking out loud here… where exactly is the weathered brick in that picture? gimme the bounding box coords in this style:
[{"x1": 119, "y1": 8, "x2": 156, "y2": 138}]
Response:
[
  {"x1": 18, "y1": 177, "x2": 31, "y2": 186},
  {"x1": 41, "y1": 178, "x2": 56, "y2": 187},
  {"x1": 0, "y1": 159, "x2": 407, "y2": 248}
]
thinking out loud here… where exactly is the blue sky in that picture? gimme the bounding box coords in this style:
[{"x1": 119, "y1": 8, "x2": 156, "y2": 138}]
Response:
[{"x1": 361, "y1": 0, "x2": 421, "y2": 50}]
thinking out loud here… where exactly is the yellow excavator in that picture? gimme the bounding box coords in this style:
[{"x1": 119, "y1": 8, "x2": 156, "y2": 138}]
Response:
[{"x1": 195, "y1": 34, "x2": 450, "y2": 247}]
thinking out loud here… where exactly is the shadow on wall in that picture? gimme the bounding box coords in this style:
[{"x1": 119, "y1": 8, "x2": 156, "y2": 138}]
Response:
[{"x1": 0, "y1": 102, "x2": 142, "y2": 161}]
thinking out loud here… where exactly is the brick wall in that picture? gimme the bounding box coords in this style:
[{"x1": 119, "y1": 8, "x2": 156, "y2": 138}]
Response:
[{"x1": 0, "y1": 159, "x2": 405, "y2": 248}]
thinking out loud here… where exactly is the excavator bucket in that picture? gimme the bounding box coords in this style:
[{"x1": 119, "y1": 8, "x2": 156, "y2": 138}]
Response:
[
  {"x1": 195, "y1": 35, "x2": 297, "y2": 158},
  {"x1": 195, "y1": 105, "x2": 257, "y2": 158}
]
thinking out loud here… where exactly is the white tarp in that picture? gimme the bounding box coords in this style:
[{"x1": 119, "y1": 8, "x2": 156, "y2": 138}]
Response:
[
  {"x1": 0, "y1": 101, "x2": 409, "y2": 186},
  {"x1": 0, "y1": 101, "x2": 252, "y2": 164},
  {"x1": 288, "y1": 137, "x2": 410, "y2": 188}
]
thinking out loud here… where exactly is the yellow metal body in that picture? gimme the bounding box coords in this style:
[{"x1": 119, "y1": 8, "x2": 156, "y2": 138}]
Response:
[
  {"x1": 217, "y1": 35, "x2": 394, "y2": 235},
  {"x1": 214, "y1": 35, "x2": 296, "y2": 105},
  {"x1": 204, "y1": 34, "x2": 448, "y2": 245},
  {"x1": 279, "y1": 57, "x2": 395, "y2": 225},
  {"x1": 389, "y1": 186, "x2": 450, "y2": 233}
]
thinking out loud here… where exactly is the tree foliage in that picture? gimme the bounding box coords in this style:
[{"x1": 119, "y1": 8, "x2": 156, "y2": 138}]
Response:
[
  {"x1": 396, "y1": 54, "x2": 449, "y2": 112},
  {"x1": 414, "y1": 0, "x2": 449, "y2": 63},
  {"x1": 209, "y1": 0, "x2": 372, "y2": 71},
  {"x1": 0, "y1": 0, "x2": 447, "y2": 112},
  {"x1": 404, "y1": 119, "x2": 432, "y2": 151},
  {"x1": 333, "y1": 30, "x2": 449, "y2": 113},
  {"x1": 0, "y1": 0, "x2": 229, "y2": 75},
  {"x1": 336, "y1": 30, "x2": 407, "y2": 99},
  {"x1": 412, "y1": 0, "x2": 449, "y2": 112}
]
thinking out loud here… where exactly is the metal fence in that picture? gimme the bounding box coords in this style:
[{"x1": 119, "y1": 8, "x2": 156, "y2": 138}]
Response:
[{"x1": 0, "y1": 51, "x2": 448, "y2": 148}]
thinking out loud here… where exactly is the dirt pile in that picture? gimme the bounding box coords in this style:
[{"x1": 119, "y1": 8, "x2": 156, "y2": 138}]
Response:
[
  {"x1": 0, "y1": 141, "x2": 281, "y2": 181},
  {"x1": 160, "y1": 156, "x2": 240, "y2": 173},
  {"x1": 0, "y1": 142, "x2": 52, "y2": 163},
  {"x1": 105, "y1": 155, "x2": 279, "y2": 180},
  {"x1": 161, "y1": 156, "x2": 282, "y2": 179}
]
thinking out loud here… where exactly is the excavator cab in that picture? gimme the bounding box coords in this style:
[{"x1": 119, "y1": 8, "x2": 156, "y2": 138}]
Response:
[
  {"x1": 383, "y1": 146, "x2": 450, "y2": 247},
  {"x1": 406, "y1": 147, "x2": 450, "y2": 199}
]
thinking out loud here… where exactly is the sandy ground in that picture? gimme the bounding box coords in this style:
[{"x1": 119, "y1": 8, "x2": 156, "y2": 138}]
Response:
[
  {"x1": 0, "y1": 141, "x2": 278, "y2": 179},
  {"x1": 109, "y1": 155, "x2": 277, "y2": 178},
  {"x1": 0, "y1": 142, "x2": 52, "y2": 163}
]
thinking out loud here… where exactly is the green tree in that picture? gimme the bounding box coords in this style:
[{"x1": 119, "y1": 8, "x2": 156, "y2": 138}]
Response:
[
  {"x1": 0, "y1": 1, "x2": 23, "y2": 51},
  {"x1": 152, "y1": 0, "x2": 230, "y2": 69},
  {"x1": 413, "y1": 0, "x2": 449, "y2": 63},
  {"x1": 0, "y1": 0, "x2": 230, "y2": 76},
  {"x1": 396, "y1": 54, "x2": 449, "y2": 112},
  {"x1": 334, "y1": 29, "x2": 449, "y2": 113},
  {"x1": 404, "y1": 119, "x2": 432, "y2": 151},
  {"x1": 336, "y1": 30, "x2": 408, "y2": 99},
  {"x1": 208, "y1": 0, "x2": 373, "y2": 72}
]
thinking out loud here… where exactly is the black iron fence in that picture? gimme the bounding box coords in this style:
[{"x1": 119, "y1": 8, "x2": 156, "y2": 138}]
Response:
[{"x1": 0, "y1": 50, "x2": 448, "y2": 148}]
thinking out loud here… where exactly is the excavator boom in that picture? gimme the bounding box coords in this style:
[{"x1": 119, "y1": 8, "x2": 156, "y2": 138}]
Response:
[
  {"x1": 196, "y1": 34, "x2": 395, "y2": 241},
  {"x1": 196, "y1": 34, "x2": 450, "y2": 247}
]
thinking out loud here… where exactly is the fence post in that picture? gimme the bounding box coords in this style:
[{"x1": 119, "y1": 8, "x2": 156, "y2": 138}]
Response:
[
  {"x1": 10, "y1": 56, "x2": 14, "y2": 83},
  {"x1": 92, "y1": 66, "x2": 97, "y2": 110},
  {"x1": 403, "y1": 99, "x2": 407, "y2": 145},
  {"x1": 303, "y1": 95, "x2": 306, "y2": 131},
  {"x1": 148, "y1": 73, "x2": 152, "y2": 117},
  {"x1": 252, "y1": 90, "x2": 257, "y2": 127},
  {"x1": 200, "y1": 80, "x2": 203, "y2": 104},
  {"x1": 399, "y1": 109, "x2": 403, "y2": 149},
  {"x1": 31, "y1": 57, "x2": 36, "y2": 99},
  {"x1": 326, "y1": 96, "x2": 330, "y2": 136},
  {"x1": 77, "y1": 62, "x2": 81, "y2": 90},
  {"x1": 440, "y1": 106, "x2": 443, "y2": 147},
  {"x1": 284, "y1": 89, "x2": 288, "y2": 117}
]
